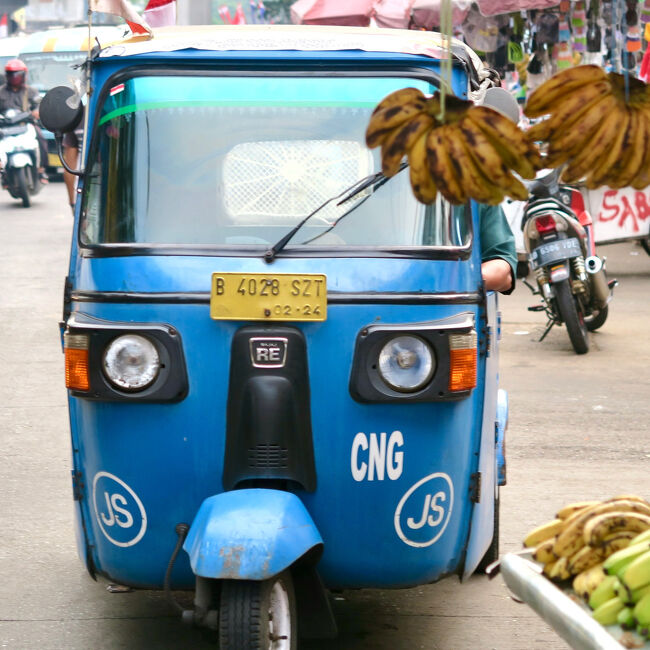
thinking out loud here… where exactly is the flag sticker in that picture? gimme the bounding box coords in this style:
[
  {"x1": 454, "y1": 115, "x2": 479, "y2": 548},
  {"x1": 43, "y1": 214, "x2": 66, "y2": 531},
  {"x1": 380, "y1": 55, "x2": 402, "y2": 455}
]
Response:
[{"x1": 110, "y1": 83, "x2": 125, "y2": 96}]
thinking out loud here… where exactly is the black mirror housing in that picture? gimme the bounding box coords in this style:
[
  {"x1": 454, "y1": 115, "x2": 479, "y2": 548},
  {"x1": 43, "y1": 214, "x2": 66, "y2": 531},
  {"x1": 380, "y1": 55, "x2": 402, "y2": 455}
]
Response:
[{"x1": 39, "y1": 86, "x2": 83, "y2": 134}]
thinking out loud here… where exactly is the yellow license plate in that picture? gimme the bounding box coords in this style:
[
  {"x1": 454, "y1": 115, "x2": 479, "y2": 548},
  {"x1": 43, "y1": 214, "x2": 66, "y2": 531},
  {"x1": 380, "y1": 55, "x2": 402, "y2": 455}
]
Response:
[
  {"x1": 48, "y1": 153, "x2": 61, "y2": 167},
  {"x1": 210, "y1": 272, "x2": 327, "y2": 322}
]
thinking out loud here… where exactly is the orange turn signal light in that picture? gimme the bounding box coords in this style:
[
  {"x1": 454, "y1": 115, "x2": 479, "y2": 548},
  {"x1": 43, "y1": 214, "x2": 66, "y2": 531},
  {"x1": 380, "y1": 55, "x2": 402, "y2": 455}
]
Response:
[
  {"x1": 448, "y1": 332, "x2": 477, "y2": 392},
  {"x1": 64, "y1": 333, "x2": 90, "y2": 391}
]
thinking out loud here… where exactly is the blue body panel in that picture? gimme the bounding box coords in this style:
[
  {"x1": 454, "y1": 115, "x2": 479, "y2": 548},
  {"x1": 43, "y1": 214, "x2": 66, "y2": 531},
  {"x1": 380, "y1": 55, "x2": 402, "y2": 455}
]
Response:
[
  {"x1": 65, "y1": 46, "x2": 503, "y2": 590},
  {"x1": 184, "y1": 489, "x2": 323, "y2": 579}
]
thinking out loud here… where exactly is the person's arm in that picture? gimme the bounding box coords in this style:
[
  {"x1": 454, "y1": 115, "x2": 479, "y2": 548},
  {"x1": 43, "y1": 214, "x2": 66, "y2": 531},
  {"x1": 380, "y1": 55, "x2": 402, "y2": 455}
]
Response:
[
  {"x1": 478, "y1": 203, "x2": 517, "y2": 294},
  {"x1": 28, "y1": 87, "x2": 41, "y2": 119},
  {"x1": 481, "y1": 258, "x2": 513, "y2": 292}
]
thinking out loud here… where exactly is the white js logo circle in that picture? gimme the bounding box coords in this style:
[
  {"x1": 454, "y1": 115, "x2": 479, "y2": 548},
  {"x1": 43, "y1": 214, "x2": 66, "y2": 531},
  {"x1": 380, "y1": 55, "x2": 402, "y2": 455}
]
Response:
[
  {"x1": 92, "y1": 472, "x2": 147, "y2": 548},
  {"x1": 394, "y1": 473, "x2": 454, "y2": 548}
]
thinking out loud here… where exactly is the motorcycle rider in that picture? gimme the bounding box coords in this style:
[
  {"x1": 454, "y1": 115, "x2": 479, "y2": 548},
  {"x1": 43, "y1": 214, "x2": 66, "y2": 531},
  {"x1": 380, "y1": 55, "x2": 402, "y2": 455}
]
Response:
[{"x1": 0, "y1": 59, "x2": 48, "y2": 183}]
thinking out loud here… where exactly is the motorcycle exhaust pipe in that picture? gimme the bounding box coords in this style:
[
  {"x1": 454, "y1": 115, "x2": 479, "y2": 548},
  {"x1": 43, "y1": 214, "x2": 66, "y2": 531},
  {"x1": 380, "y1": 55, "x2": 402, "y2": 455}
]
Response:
[{"x1": 585, "y1": 256, "x2": 610, "y2": 308}]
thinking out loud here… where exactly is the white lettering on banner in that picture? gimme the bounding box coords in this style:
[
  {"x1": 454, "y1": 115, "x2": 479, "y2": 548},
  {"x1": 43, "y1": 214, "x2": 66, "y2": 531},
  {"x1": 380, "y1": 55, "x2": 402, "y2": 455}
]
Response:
[
  {"x1": 93, "y1": 471, "x2": 147, "y2": 548},
  {"x1": 394, "y1": 473, "x2": 454, "y2": 548},
  {"x1": 351, "y1": 431, "x2": 404, "y2": 481}
]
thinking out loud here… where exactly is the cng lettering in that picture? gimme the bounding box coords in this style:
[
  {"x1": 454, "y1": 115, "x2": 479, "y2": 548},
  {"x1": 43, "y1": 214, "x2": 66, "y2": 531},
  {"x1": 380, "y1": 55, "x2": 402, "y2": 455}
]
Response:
[
  {"x1": 351, "y1": 431, "x2": 404, "y2": 481},
  {"x1": 394, "y1": 473, "x2": 454, "y2": 548},
  {"x1": 92, "y1": 471, "x2": 147, "y2": 547}
]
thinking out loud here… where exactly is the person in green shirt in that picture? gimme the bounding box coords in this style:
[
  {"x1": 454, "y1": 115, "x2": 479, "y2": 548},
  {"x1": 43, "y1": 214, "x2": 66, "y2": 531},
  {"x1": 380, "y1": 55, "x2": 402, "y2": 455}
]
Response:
[{"x1": 479, "y1": 202, "x2": 517, "y2": 294}]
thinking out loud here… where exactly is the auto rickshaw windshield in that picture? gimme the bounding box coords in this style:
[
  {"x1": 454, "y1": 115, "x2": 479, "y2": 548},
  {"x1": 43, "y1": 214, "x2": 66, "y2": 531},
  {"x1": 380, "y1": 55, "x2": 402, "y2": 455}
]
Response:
[
  {"x1": 81, "y1": 73, "x2": 470, "y2": 252},
  {"x1": 19, "y1": 52, "x2": 85, "y2": 92}
]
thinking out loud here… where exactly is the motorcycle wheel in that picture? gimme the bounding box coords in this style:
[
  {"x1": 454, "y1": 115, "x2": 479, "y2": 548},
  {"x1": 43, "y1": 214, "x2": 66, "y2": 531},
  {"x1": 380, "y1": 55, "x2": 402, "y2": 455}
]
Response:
[
  {"x1": 15, "y1": 167, "x2": 30, "y2": 208},
  {"x1": 585, "y1": 305, "x2": 609, "y2": 332},
  {"x1": 219, "y1": 571, "x2": 297, "y2": 650},
  {"x1": 555, "y1": 279, "x2": 589, "y2": 354}
]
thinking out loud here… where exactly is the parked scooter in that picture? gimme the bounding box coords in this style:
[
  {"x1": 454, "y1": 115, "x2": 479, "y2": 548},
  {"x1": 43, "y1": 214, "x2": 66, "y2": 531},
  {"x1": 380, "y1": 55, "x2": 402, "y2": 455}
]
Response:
[
  {"x1": 0, "y1": 108, "x2": 43, "y2": 207},
  {"x1": 521, "y1": 168, "x2": 616, "y2": 354}
]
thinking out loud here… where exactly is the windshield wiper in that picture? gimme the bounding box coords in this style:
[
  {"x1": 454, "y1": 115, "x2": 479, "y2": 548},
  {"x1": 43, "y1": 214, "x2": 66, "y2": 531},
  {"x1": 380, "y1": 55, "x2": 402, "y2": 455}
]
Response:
[{"x1": 264, "y1": 162, "x2": 407, "y2": 263}]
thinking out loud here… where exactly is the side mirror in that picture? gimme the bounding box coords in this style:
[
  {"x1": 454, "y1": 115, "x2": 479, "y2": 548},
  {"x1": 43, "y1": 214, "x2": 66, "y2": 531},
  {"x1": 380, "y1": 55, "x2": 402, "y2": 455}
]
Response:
[
  {"x1": 39, "y1": 85, "x2": 83, "y2": 133},
  {"x1": 39, "y1": 86, "x2": 84, "y2": 177}
]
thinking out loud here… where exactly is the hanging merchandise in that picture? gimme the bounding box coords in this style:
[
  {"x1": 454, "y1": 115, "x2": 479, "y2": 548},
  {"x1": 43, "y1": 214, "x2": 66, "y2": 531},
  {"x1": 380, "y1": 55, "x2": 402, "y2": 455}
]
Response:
[
  {"x1": 641, "y1": 0, "x2": 650, "y2": 24},
  {"x1": 475, "y1": 0, "x2": 562, "y2": 18},
  {"x1": 586, "y1": 19, "x2": 602, "y2": 52},
  {"x1": 462, "y1": 5, "x2": 501, "y2": 52},
  {"x1": 535, "y1": 10, "x2": 560, "y2": 47},
  {"x1": 625, "y1": 0, "x2": 642, "y2": 51},
  {"x1": 572, "y1": 1, "x2": 588, "y2": 52},
  {"x1": 524, "y1": 65, "x2": 650, "y2": 190},
  {"x1": 555, "y1": 40, "x2": 574, "y2": 68}
]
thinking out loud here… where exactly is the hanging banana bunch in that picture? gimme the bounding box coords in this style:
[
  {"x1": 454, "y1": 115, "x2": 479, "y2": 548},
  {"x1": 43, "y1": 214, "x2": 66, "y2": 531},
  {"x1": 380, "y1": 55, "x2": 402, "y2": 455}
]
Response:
[
  {"x1": 524, "y1": 64, "x2": 650, "y2": 190},
  {"x1": 365, "y1": 87, "x2": 542, "y2": 206}
]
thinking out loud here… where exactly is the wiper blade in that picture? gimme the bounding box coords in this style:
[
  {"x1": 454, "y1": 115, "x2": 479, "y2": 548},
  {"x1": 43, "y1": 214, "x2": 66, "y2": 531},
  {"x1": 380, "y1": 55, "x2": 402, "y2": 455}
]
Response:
[{"x1": 264, "y1": 162, "x2": 407, "y2": 263}]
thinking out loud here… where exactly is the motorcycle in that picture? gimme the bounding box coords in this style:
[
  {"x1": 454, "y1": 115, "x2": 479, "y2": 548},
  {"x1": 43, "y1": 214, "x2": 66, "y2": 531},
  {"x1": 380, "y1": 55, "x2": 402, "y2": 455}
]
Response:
[
  {"x1": 0, "y1": 108, "x2": 43, "y2": 207},
  {"x1": 521, "y1": 168, "x2": 616, "y2": 355}
]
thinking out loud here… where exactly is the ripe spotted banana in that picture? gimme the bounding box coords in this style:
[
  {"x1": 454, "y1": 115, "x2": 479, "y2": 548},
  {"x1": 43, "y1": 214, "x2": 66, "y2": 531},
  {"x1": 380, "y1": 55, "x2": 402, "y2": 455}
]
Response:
[
  {"x1": 467, "y1": 107, "x2": 537, "y2": 179},
  {"x1": 524, "y1": 518, "x2": 565, "y2": 548},
  {"x1": 557, "y1": 501, "x2": 602, "y2": 520},
  {"x1": 366, "y1": 100, "x2": 426, "y2": 149},
  {"x1": 524, "y1": 65, "x2": 609, "y2": 118},
  {"x1": 371, "y1": 87, "x2": 426, "y2": 117},
  {"x1": 573, "y1": 564, "x2": 608, "y2": 600},
  {"x1": 407, "y1": 131, "x2": 438, "y2": 205},
  {"x1": 426, "y1": 126, "x2": 467, "y2": 205},
  {"x1": 380, "y1": 112, "x2": 435, "y2": 177},
  {"x1": 533, "y1": 538, "x2": 557, "y2": 564},
  {"x1": 584, "y1": 511, "x2": 650, "y2": 548},
  {"x1": 554, "y1": 500, "x2": 650, "y2": 558},
  {"x1": 585, "y1": 107, "x2": 631, "y2": 190}
]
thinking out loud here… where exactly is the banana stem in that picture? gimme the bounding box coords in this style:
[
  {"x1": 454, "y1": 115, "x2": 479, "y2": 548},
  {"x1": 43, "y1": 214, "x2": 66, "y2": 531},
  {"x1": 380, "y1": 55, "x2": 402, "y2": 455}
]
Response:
[{"x1": 437, "y1": 0, "x2": 453, "y2": 123}]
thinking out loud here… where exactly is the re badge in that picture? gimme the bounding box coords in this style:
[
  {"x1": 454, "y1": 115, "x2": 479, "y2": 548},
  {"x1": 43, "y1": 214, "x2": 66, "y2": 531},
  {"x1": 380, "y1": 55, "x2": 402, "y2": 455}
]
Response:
[{"x1": 249, "y1": 337, "x2": 288, "y2": 368}]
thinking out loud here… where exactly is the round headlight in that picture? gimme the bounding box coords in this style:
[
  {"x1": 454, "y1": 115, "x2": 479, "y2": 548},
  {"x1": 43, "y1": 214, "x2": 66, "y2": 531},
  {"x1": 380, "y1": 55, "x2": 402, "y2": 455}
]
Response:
[
  {"x1": 102, "y1": 334, "x2": 160, "y2": 391},
  {"x1": 378, "y1": 336, "x2": 434, "y2": 393}
]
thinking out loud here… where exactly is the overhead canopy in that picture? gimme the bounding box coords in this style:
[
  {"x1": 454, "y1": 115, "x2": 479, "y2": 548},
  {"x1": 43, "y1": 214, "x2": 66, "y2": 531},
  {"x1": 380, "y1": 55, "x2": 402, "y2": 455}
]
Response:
[{"x1": 290, "y1": 0, "x2": 375, "y2": 26}]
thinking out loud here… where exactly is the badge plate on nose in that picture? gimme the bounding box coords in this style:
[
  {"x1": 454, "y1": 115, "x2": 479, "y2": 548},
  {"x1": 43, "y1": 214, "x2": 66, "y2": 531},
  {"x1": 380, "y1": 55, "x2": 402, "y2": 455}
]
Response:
[{"x1": 249, "y1": 337, "x2": 288, "y2": 368}]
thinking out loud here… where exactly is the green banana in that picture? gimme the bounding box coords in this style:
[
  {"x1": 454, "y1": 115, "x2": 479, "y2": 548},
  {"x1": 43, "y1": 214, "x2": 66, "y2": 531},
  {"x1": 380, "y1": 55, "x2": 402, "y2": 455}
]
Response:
[
  {"x1": 603, "y1": 541, "x2": 650, "y2": 576},
  {"x1": 614, "y1": 579, "x2": 650, "y2": 604},
  {"x1": 589, "y1": 575, "x2": 619, "y2": 610},
  {"x1": 621, "y1": 549, "x2": 650, "y2": 592},
  {"x1": 633, "y1": 590, "x2": 650, "y2": 626},
  {"x1": 617, "y1": 606, "x2": 635, "y2": 629},
  {"x1": 591, "y1": 596, "x2": 625, "y2": 625},
  {"x1": 630, "y1": 529, "x2": 650, "y2": 546}
]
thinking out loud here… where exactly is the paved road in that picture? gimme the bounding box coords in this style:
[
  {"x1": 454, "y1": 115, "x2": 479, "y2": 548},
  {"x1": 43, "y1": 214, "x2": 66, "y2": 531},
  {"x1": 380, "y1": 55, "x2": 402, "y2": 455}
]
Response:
[{"x1": 1, "y1": 183, "x2": 648, "y2": 649}]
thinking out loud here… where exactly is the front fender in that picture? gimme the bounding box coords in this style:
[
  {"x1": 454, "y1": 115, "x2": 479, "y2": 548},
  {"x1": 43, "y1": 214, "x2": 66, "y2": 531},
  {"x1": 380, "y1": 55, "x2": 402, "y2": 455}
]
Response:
[
  {"x1": 183, "y1": 489, "x2": 323, "y2": 580},
  {"x1": 8, "y1": 152, "x2": 32, "y2": 168}
]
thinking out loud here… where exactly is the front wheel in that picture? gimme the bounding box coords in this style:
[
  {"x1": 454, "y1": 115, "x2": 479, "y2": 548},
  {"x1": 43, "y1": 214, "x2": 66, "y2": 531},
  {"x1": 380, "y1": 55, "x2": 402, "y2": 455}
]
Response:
[
  {"x1": 14, "y1": 167, "x2": 30, "y2": 208},
  {"x1": 219, "y1": 571, "x2": 297, "y2": 650},
  {"x1": 555, "y1": 279, "x2": 589, "y2": 354}
]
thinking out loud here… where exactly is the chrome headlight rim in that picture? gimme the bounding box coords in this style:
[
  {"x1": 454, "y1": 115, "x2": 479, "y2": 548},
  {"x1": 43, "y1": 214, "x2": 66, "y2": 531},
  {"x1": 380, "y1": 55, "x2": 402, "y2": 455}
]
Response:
[
  {"x1": 102, "y1": 333, "x2": 161, "y2": 393},
  {"x1": 377, "y1": 334, "x2": 435, "y2": 394}
]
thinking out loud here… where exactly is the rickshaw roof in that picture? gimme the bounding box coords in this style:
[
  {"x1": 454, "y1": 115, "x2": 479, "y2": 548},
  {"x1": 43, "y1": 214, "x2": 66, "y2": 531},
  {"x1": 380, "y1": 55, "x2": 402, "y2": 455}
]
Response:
[
  {"x1": 99, "y1": 24, "x2": 480, "y2": 67},
  {"x1": 19, "y1": 25, "x2": 125, "y2": 54}
]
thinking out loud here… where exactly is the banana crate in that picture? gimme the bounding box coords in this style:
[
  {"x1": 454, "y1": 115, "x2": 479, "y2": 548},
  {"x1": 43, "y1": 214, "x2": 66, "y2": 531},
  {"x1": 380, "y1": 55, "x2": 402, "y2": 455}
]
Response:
[{"x1": 499, "y1": 553, "x2": 650, "y2": 650}]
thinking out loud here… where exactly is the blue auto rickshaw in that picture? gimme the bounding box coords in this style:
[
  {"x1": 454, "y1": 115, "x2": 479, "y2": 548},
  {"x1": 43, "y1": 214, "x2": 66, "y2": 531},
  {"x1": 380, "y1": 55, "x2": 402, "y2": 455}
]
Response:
[{"x1": 42, "y1": 24, "x2": 508, "y2": 648}]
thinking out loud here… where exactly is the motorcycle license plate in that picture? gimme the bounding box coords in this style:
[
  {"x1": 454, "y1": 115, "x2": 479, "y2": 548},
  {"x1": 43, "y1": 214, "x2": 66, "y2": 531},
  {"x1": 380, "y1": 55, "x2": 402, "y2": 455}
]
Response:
[
  {"x1": 531, "y1": 238, "x2": 582, "y2": 268},
  {"x1": 210, "y1": 272, "x2": 327, "y2": 322}
]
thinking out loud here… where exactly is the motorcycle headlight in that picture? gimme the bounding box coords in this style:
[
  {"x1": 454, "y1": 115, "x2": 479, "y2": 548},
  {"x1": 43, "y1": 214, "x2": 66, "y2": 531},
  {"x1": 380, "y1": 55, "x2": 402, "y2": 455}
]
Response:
[
  {"x1": 377, "y1": 336, "x2": 434, "y2": 392},
  {"x1": 102, "y1": 334, "x2": 160, "y2": 391}
]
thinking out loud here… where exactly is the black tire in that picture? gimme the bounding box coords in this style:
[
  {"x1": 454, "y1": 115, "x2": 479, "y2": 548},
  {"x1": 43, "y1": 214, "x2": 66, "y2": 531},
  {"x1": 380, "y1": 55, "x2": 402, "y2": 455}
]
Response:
[
  {"x1": 15, "y1": 167, "x2": 30, "y2": 208},
  {"x1": 219, "y1": 571, "x2": 297, "y2": 650},
  {"x1": 555, "y1": 279, "x2": 589, "y2": 354},
  {"x1": 641, "y1": 236, "x2": 650, "y2": 256},
  {"x1": 585, "y1": 305, "x2": 609, "y2": 332},
  {"x1": 477, "y1": 492, "x2": 500, "y2": 574}
]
